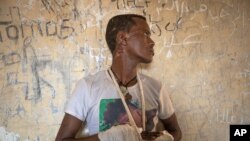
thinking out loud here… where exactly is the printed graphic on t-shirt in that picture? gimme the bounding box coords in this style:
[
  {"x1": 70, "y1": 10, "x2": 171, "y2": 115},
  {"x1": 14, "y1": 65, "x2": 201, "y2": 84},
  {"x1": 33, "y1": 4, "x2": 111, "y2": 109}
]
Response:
[{"x1": 99, "y1": 99, "x2": 157, "y2": 132}]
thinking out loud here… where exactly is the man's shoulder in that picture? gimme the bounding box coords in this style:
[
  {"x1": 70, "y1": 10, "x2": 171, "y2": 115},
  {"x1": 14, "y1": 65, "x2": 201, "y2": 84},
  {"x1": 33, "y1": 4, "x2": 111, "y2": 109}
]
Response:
[
  {"x1": 84, "y1": 69, "x2": 108, "y2": 84},
  {"x1": 73, "y1": 70, "x2": 108, "y2": 91},
  {"x1": 85, "y1": 70, "x2": 106, "y2": 78},
  {"x1": 140, "y1": 73, "x2": 162, "y2": 87}
]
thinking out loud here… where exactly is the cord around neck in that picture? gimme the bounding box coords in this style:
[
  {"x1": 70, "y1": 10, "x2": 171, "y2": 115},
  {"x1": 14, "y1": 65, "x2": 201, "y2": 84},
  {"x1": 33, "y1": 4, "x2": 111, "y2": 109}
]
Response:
[{"x1": 111, "y1": 68, "x2": 137, "y2": 87}]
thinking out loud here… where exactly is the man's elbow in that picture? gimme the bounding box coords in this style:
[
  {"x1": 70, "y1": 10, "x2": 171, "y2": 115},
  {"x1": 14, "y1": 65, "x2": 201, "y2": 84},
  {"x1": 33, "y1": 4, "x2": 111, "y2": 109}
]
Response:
[{"x1": 174, "y1": 129, "x2": 182, "y2": 141}]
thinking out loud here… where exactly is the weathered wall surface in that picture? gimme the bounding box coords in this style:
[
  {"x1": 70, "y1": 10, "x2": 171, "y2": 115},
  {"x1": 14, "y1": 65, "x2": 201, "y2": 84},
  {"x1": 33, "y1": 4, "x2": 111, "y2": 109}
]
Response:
[{"x1": 0, "y1": 0, "x2": 249, "y2": 140}]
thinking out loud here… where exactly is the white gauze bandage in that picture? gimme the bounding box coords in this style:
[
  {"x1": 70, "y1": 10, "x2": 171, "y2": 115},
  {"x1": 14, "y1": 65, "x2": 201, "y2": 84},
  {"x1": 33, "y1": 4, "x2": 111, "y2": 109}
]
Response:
[
  {"x1": 98, "y1": 124, "x2": 140, "y2": 141},
  {"x1": 156, "y1": 130, "x2": 174, "y2": 141}
]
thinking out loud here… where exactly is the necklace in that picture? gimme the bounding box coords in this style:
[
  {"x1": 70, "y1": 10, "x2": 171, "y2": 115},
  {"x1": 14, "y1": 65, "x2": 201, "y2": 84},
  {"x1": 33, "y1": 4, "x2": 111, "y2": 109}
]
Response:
[
  {"x1": 110, "y1": 68, "x2": 137, "y2": 87},
  {"x1": 108, "y1": 68, "x2": 146, "y2": 140},
  {"x1": 110, "y1": 68, "x2": 137, "y2": 100}
]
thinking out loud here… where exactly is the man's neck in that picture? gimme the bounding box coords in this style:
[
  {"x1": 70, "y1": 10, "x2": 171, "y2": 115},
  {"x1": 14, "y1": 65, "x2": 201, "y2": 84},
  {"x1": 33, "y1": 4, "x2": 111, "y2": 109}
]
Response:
[{"x1": 111, "y1": 56, "x2": 138, "y2": 87}]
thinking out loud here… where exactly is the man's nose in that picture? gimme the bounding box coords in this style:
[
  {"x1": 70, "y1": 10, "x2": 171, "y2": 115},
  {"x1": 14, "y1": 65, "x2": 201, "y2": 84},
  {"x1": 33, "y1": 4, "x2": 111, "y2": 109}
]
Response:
[{"x1": 149, "y1": 38, "x2": 155, "y2": 47}]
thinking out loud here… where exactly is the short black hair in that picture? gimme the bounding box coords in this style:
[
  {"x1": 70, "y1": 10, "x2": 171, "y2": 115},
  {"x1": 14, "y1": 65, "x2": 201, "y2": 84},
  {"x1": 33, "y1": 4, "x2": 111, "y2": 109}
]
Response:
[{"x1": 105, "y1": 14, "x2": 146, "y2": 54}]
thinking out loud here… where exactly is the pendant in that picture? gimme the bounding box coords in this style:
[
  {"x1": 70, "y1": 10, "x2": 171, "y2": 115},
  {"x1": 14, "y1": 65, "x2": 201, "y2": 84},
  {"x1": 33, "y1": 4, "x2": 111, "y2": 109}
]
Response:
[
  {"x1": 120, "y1": 86, "x2": 128, "y2": 94},
  {"x1": 120, "y1": 86, "x2": 132, "y2": 100},
  {"x1": 125, "y1": 93, "x2": 132, "y2": 100}
]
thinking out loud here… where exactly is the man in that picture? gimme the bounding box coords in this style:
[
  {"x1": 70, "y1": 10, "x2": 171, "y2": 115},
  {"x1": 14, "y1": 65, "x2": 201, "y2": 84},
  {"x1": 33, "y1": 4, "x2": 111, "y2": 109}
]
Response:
[{"x1": 55, "y1": 14, "x2": 182, "y2": 141}]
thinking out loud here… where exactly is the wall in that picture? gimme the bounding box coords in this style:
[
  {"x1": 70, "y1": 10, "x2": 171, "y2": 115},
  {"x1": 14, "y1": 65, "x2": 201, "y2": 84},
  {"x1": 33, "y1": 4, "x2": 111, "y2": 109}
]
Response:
[{"x1": 0, "y1": 0, "x2": 249, "y2": 141}]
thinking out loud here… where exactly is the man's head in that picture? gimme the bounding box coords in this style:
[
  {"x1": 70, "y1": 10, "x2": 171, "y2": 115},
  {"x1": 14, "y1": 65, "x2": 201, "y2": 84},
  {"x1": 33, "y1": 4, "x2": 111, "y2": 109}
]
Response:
[
  {"x1": 105, "y1": 14, "x2": 146, "y2": 54},
  {"x1": 106, "y1": 14, "x2": 155, "y2": 63}
]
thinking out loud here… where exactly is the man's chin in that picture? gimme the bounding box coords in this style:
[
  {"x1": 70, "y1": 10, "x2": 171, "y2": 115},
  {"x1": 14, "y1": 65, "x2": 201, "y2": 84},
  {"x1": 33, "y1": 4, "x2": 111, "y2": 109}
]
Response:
[
  {"x1": 139, "y1": 56, "x2": 154, "y2": 64},
  {"x1": 143, "y1": 58, "x2": 153, "y2": 64}
]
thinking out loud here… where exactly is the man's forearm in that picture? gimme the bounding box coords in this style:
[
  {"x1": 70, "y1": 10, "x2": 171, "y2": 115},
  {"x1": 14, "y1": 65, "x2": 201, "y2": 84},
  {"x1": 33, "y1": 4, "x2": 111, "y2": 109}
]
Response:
[
  {"x1": 59, "y1": 134, "x2": 100, "y2": 141},
  {"x1": 169, "y1": 130, "x2": 182, "y2": 141}
]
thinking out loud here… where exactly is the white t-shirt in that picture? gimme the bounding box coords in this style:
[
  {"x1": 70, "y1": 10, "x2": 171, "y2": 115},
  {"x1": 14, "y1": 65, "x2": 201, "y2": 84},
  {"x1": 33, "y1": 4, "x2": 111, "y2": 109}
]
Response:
[{"x1": 65, "y1": 70, "x2": 174, "y2": 135}]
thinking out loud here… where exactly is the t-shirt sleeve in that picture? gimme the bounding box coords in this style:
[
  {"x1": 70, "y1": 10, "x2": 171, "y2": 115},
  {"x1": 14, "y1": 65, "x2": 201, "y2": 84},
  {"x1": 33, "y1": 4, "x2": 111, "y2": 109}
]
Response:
[
  {"x1": 158, "y1": 86, "x2": 175, "y2": 119},
  {"x1": 64, "y1": 79, "x2": 89, "y2": 121}
]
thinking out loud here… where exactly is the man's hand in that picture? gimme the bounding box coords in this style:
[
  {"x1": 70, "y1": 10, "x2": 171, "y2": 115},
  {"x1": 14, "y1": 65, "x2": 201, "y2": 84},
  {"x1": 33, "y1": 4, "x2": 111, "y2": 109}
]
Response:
[
  {"x1": 141, "y1": 131, "x2": 163, "y2": 140},
  {"x1": 141, "y1": 131, "x2": 174, "y2": 141}
]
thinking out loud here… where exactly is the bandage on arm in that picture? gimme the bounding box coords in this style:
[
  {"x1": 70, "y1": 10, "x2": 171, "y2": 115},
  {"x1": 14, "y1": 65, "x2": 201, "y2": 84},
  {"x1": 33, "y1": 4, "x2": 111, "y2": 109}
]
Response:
[
  {"x1": 98, "y1": 124, "x2": 139, "y2": 141},
  {"x1": 155, "y1": 130, "x2": 174, "y2": 141}
]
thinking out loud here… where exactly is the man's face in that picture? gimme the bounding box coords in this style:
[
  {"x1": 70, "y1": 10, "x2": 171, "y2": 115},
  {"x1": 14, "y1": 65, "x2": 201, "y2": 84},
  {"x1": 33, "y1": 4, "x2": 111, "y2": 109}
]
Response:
[{"x1": 125, "y1": 18, "x2": 155, "y2": 64}]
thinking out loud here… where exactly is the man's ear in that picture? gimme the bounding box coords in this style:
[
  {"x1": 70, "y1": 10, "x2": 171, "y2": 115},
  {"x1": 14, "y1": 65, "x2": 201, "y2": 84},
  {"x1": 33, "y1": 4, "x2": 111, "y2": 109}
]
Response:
[{"x1": 116, "y1": 31, "x2": 127, "y2": 46}]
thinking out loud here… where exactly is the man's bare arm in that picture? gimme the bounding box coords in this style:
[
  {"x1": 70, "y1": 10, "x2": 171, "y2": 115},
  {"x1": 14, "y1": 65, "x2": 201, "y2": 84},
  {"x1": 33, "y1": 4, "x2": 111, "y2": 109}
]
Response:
[
  {"x1": 161, "y1": 113, "x2": 182, "y2": 141},
  {"x1": 55, "y1": 113, "x2": 99, "y2": 141}
]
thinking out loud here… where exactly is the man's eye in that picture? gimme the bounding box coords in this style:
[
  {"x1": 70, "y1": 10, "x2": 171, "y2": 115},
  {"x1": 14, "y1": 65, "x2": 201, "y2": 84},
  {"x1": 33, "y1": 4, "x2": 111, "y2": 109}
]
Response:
[{"x1": 144, "y1": 32, "x2": 151, "y2": 37}]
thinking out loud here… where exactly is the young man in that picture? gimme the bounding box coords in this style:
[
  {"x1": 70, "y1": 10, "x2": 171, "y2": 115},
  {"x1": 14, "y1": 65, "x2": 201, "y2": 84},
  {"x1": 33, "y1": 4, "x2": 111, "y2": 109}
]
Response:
[{"x1": 55, "y1": 14, "x2": 182, "y2": 141}]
